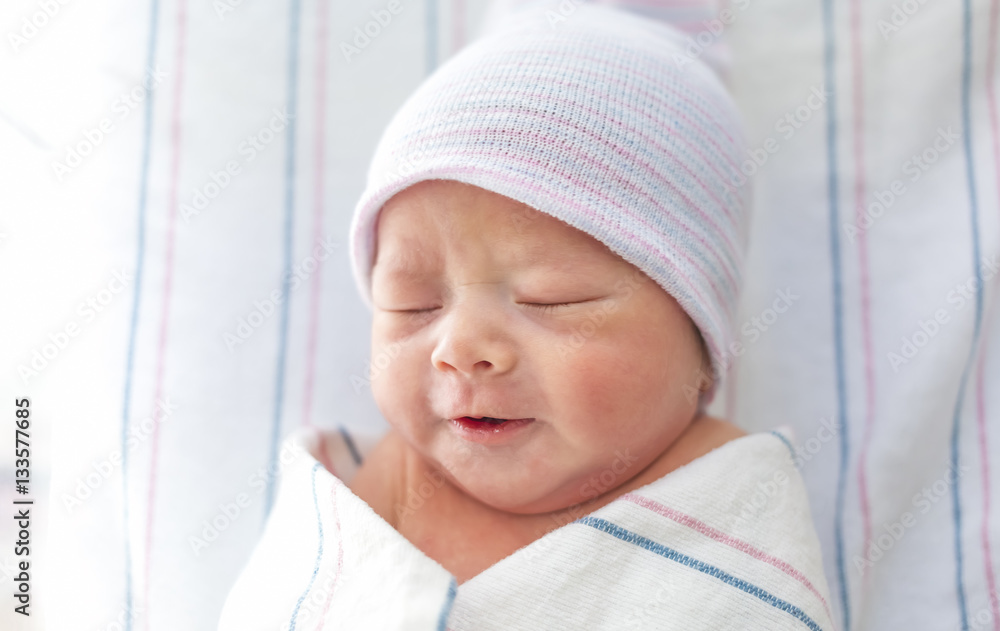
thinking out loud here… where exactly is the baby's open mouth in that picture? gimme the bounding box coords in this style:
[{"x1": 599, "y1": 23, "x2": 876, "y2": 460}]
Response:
[
  {"x1": 449, "y1": 416, "x2": 537, "y2": 443},
  {"x1": 467, "y1": 416, "x2": 507, "y2": 424}
]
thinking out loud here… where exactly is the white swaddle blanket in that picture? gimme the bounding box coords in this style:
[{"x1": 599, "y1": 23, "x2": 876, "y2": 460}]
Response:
[{"x1": 218, "y1": 426, "x2": 835, "y2": 630}]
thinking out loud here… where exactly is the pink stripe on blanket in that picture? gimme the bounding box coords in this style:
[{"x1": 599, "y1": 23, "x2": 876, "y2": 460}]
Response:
[
  {"x1": 142, "y1": 2, "x2": 188, "y2": 628},
  {"x1": 315, "y1": 480, "x2": 344, "y2": 631},
  {"x1": 622, "y1": 493, "x2": 831, "y2": 618},
  {"x1": 848, "y1": 0, "x2": 878, "y2": 584},
  {"x1": 979, "y1": 0, "x2": 1000, "y2": 628},
  {"x1": 300, "y1": 0, "x2": 329, "y2": 431}
]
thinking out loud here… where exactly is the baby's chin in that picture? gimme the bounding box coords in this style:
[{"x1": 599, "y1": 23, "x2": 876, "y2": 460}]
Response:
[{"x1": 434, "y1": 457, "x2": 617, "y2": 516}]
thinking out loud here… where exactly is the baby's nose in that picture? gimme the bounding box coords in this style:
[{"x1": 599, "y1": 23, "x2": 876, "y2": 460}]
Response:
[{"x1": 430, "y1": 299, "x2": 517, "y2": 377}]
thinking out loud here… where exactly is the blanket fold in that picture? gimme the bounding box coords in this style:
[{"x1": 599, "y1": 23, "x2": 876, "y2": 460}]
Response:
[{"x1": 218, "y1": 427, "x2": 835, "y2": 631}]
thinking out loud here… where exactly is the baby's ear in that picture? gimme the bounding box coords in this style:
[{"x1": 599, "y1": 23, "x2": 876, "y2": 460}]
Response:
[
  {"x1": 694, "y1": 329, "x2": 714, "y2": 393},
  {"x1": 683, "y1": 340, "x2": 714, "y2": 408}
]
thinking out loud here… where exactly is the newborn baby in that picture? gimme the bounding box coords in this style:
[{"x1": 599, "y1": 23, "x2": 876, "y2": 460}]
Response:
[
  {"x1": 350, "y1": 177, "x2": 746, "y2": 584},
  {"x1": 219, "y1": 2, "x2": 835, "y2": 629}
]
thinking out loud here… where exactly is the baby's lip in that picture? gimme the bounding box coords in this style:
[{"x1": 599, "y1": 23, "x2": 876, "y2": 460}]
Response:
[{"x1": 448, "y1": 412, "x2": 534, "y2": 422}]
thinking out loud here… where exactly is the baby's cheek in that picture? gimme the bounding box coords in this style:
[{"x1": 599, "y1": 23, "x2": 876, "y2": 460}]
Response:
[
  {"x1": 557, "y1": 341, "x2": 649, "y2": 437},
  {"x1": 369, "y1": 341, "x2": 425, "y2": 425},
  {"x1": 564, "y1": 332, "x2": 688, "y2": 447}
]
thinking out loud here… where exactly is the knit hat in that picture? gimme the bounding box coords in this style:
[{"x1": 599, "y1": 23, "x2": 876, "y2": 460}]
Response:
[{"x1": 348, "y1": 1, "x2": 749, "y2": 408}]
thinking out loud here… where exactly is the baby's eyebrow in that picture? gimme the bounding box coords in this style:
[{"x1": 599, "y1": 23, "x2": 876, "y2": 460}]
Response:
[
  {"x1": 373, "y1": 242, "x2": 602, "y2": 281},
  {"x1": 373, "y1": 245, "x2": 437, "y2": 278},
  {"x1": 375, "y1": 265, "x2": 428, "y2": 284},
  {"x1": 512, "y1": 245, "x2": 604, "y2": 275}
]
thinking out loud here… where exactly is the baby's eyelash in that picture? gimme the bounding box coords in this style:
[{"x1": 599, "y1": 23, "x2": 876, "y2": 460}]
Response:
[
  {"x1": 526, "y1": 302, "x2": 576, "y2": 312},
  {"x1": 396, "y1": 302, "x2": 579, "y2": 315}
]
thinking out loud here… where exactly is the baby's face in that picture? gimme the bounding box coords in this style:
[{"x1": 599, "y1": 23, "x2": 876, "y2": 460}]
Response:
[{"x1": 370, "y1": 180, "x2": 706, "y2": 514}]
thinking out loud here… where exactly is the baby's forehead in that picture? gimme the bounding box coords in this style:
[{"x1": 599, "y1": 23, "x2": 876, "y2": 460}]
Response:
[
  {"x1": 374, "y1": 229, "x2": 615, "y2": 282},
  {"x1": 374, "y1": 182, "x2": 628, "y2": 274}
]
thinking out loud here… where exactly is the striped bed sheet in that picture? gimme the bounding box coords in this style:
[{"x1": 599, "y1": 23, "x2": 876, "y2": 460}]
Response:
[{"x1": 10, "y1": 0, "x2": 996, "y2": 630}]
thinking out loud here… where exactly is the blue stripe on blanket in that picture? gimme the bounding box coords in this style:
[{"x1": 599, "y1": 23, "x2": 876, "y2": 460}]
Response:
[
  {"x1": 577, "y1": 516, "x2": 824, "y2": 631},
  {"x1": 265, "y1": 0, "x2": 303, "y2": 519},
  {"x1": 437, "y1": 576, "x2": 457, "y2": 631},
  {"x1": 769, "y1": 430, "x2": 797, "y2": 466},
  {"x1": 818, "y1": 0, "x2": 852, "y2": 628},
  {"x1": 289, "y1": 462, "x2": 325, "y2": 630},
  {"x1": 952, "y1": 1, "x2": 983, "y2": 628},
  {"x1": 120, "y1": 1, "x2": 161, "y2": 628}
]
